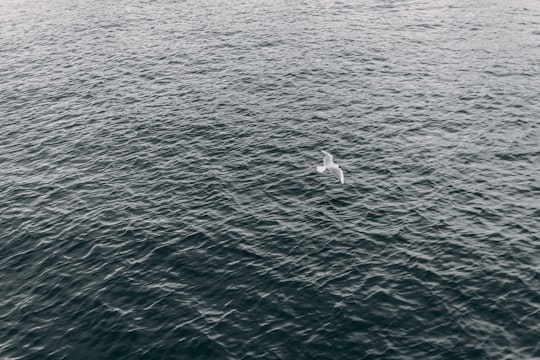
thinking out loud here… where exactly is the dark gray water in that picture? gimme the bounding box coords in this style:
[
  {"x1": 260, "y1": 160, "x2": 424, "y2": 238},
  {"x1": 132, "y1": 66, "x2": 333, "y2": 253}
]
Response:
[{"x1": 1, "y1": 0, "x2": 539, "y2": 358}]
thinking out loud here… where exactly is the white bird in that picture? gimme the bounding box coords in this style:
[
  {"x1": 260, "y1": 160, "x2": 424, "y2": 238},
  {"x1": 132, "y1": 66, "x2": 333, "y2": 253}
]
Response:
[{"x1": 317, "y1": 150, "x2": 344, "y2": 184}]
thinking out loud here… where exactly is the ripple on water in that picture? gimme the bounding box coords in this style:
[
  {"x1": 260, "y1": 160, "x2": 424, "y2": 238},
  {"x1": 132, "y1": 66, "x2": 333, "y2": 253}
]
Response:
[{"x1": 1, "y1": 0, "x2": 539, "y2": 359}]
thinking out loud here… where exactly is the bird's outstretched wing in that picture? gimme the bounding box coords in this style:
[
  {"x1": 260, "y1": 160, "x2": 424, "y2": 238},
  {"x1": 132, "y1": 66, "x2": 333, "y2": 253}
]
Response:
[
  {"x1": 321, "y1": 150, "x2": 333, "y2": 167},
  {"x1": 337, "y1": 167, "x2": 344, "y2": 184}
]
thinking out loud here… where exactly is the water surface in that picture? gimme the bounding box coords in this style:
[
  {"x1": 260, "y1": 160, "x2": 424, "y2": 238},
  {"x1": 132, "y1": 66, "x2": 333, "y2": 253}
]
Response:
[{"x1": 1, "y1": 0, "x2": 539, "y2": 358}]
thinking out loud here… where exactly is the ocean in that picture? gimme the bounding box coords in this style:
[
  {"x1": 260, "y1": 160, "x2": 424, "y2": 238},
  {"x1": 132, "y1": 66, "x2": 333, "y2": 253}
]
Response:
[{"x1": 1, "y1": 0, "x2": 539, "y2": 358}]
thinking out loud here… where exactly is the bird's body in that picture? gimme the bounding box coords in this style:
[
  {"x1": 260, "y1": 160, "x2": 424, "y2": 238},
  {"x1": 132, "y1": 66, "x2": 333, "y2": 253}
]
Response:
[{"x1": 317, "y1": 150, "x2": 344, "y2": 184}]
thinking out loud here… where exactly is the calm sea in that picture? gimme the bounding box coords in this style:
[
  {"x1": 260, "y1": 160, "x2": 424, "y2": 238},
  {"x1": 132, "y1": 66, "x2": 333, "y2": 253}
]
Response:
[{"x1": 1, "y1": 0, "x2": 539, "y2": 358}]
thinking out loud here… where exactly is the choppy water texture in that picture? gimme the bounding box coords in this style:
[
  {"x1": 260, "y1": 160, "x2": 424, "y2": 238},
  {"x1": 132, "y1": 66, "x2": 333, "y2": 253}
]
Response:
[{"x1": 1, "y1": 0, "x2": 539, "y2": 358}]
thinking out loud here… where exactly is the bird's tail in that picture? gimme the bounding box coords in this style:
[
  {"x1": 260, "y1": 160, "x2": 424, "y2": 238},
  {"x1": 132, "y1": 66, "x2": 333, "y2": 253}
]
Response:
[{"x1": 316, "y1": 166, "x2": 326, "y2": 173}]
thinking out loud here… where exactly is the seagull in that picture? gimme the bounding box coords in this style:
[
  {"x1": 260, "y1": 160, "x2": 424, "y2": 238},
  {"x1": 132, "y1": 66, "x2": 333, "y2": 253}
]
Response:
[{"x1": 317, "y1": 150, "x2": 344, "y2": 184}]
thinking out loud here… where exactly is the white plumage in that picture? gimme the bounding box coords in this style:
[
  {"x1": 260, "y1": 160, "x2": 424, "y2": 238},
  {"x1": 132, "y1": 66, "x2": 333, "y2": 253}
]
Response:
[{"x1": 317, "y1": 150, "x2": 344, "y2": 184}]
